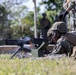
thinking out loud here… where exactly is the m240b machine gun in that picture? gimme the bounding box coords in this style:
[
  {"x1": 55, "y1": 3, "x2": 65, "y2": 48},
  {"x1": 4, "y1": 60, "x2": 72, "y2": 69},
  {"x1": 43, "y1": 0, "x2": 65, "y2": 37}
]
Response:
[
  {"x1": 2, "y1": 38, "x2": 54, "y2": 58},
  {"x1": 3, "y1": 39, "x2": 31, "y2": 58}
]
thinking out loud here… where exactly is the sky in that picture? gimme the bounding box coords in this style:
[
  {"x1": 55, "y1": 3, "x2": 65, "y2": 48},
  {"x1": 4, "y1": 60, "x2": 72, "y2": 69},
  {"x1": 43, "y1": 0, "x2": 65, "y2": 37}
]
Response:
[
  {"x1": 0, "y1": 0, "x2": 45, "y2": 13},
  {"x1": 24, "y1": 0, "x2": 45, "y2": 13}
]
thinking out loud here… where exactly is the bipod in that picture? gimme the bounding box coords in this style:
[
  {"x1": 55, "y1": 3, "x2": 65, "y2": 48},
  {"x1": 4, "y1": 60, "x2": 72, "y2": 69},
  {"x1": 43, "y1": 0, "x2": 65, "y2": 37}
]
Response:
[
  {"x1": 10, "y1": 46, "x2": 31, "y2": 59},
  {"x1": 10, "y1": 46, "x2": 21, "y2": 59}
]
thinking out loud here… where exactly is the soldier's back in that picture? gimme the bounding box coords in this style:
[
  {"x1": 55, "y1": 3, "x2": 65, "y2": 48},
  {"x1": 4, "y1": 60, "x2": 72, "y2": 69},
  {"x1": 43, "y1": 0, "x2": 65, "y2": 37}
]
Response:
[{"x1": 64, "y1": 31, "x2": 76, "y2": 46}]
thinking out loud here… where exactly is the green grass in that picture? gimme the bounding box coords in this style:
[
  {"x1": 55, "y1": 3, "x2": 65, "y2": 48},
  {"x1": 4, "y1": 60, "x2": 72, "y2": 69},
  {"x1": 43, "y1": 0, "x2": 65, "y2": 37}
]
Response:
[{"x1": 0, "y1": 54, "x2": 76, "y2": 75}]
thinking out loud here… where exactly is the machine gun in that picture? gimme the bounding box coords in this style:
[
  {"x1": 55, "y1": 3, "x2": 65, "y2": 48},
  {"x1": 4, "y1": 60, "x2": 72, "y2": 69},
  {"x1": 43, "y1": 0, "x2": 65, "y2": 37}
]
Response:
[
  {"x1": 3, "y1": 39, "x2": 31, "y2": 58},
  {"x1": 2, "y1": 37, "x2": 54, "y2": 58}
]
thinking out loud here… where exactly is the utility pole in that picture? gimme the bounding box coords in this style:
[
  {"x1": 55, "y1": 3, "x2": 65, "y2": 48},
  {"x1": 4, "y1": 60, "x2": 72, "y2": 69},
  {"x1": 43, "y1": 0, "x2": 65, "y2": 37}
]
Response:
[{"x1": 33, "y1": 0, "x2": 37, "y2": 38}]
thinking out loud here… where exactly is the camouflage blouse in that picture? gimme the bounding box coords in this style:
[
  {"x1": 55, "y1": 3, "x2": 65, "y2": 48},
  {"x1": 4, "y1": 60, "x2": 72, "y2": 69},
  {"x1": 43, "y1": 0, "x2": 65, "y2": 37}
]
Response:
[{"x1": 52, "y1": 36, "x2": 74, "y2": 56}]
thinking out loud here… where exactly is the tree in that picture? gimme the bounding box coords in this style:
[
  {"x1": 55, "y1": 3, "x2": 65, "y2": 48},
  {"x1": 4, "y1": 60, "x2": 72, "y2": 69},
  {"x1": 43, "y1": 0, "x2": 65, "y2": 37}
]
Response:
[
  {"x1": 39, "y1": 0, "x2": 64, "y2": 24},
  {"x1": 0, "y1": 5, "x2": 11, "y2": 38},
  {"x1": 40, "y1": 0, "x2": 63, "y2": 11},
  {"x1": 0, "y1": 0, "x2": 28, "y2": 39}
]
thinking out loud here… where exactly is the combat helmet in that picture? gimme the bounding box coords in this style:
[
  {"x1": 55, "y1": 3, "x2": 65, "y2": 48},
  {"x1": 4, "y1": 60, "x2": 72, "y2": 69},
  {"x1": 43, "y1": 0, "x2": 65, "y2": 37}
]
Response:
[{"x1": 47, "y1": 21, "x2": 68, "y2": 37}]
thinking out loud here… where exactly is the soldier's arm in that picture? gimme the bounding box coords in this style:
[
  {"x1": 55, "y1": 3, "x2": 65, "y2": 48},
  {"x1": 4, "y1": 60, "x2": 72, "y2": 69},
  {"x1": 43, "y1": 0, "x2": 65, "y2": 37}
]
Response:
[
  {"x1": 66, "y1": 0, "x2": 75, "y2": 11},
  {"x1": 63, "y1": 0, "x2": 75, "y2": 14},
  {"x1": 52, "y1": 39, "x2": 64, "y2": 54},
  {"x1": 63, "y1": 0, "x2": 70, "y2": 9},
  {"x1": 58, "y1": 0, "x2": 75, "y2": 21},
  {"x1": 52, "y1": 37, "x2": 73, "y2": 56}
]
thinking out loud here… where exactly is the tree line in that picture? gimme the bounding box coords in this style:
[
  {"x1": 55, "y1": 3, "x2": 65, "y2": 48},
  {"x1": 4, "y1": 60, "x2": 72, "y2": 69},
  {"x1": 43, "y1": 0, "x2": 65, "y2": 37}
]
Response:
[{"x1": 0, "y1": 0, "x2": 63, "y2": 39}]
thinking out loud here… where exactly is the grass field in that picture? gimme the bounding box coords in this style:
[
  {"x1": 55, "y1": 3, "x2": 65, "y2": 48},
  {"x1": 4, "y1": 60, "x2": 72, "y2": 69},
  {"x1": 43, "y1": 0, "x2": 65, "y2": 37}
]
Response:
[{"x1": 0, "y1": 54, "x2": 76, "y2": 75}]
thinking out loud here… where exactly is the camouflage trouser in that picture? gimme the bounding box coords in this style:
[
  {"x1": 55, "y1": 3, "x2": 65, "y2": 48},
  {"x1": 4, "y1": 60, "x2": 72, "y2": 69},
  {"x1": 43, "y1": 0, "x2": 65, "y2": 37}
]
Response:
[
  {"x1": 52, "y1": 37, "x2": 74, "y2": 56},
  {"x1": 69, "y1": 10, "x2": 76, "y2": 31},
  {"x1": 69, "y1": 1, "x2": 76, "y2": 31},
  {"x1": 63, "y1": 0, "x2": 76, "y2": 31}
]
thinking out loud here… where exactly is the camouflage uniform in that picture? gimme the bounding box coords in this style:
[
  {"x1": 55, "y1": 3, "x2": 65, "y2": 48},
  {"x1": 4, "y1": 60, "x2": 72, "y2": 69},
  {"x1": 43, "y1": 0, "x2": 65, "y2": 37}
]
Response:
[
  {"x1": 68, "y1": 0, "x2": 76, "y2": 31},
  {"x1": 47, "y1": 21, "x2": 76, "y2": 56},
  {"x1": 52, "y1": 34, "x2": 74, "y2": 56},
  {"x1": 63, "y1": 0, "x2": 76, "y2": 31},
  {"x1": 63, "y1": 0, "x2": 76, "y2": 14}
]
